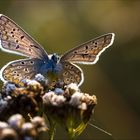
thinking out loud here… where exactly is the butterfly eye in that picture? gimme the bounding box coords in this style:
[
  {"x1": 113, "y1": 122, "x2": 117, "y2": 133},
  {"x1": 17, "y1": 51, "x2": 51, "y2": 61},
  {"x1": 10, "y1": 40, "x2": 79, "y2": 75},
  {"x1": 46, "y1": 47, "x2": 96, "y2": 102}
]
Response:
[{"x1": 52, "y1": 54, "x2": 59, "y2": 63}]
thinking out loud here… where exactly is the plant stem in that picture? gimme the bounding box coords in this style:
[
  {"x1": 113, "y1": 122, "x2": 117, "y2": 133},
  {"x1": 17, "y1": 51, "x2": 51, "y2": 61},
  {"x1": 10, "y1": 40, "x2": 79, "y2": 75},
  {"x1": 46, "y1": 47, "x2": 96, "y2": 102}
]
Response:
[{"x1": 48, "y1": 118, "x2": 56, "y2": 140}]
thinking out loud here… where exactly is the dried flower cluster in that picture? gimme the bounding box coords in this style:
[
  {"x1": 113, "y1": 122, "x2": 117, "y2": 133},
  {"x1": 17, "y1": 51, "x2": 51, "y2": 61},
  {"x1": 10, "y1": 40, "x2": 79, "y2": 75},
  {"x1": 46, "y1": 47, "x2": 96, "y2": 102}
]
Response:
[
  {"x1": 0, "y1": 114, "x2": 48, "y2": 140},
  {"x1": 0, "y1": 74, "x2": 97, "y2": 139}
]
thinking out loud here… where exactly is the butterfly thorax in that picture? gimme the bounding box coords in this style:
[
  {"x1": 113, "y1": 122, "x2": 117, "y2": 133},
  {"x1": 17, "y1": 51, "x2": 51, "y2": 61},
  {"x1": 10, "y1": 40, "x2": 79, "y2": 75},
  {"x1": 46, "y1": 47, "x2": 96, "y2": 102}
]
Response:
[{"x1": 38, "y1": 54, "x2": 62, "y2": 78}]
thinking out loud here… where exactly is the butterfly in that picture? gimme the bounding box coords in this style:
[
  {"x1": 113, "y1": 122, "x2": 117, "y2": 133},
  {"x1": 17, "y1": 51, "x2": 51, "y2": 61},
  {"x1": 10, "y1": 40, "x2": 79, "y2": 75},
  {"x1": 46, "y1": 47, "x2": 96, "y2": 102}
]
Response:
[{"x1": 0, "y1": 14, "x2": 115, "y2": 86}]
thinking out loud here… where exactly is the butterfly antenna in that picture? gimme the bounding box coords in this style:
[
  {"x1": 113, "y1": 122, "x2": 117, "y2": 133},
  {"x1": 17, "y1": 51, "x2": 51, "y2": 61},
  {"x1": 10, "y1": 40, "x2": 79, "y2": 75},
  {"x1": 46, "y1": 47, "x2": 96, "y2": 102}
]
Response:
[{"x1": 88, "y1": 122, "x2": 112, "y2": 136}]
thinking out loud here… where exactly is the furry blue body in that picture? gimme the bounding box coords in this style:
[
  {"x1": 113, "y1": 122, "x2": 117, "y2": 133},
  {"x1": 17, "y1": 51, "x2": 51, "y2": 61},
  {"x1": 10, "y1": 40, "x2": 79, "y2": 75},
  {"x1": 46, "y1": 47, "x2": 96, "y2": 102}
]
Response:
[{"x1": 37, "y1": 54, "x2": 63, "y2": 76}]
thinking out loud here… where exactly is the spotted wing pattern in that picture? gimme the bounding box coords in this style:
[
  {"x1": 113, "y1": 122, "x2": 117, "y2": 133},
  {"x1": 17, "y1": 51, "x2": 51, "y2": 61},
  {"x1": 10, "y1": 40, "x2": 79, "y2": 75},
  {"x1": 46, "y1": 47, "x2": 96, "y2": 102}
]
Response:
[
  {"x1": 0, "y1": 58, "x2": 42, "y2": 84},
  {"x1": 0, "y1": 14, "x2": 48, "y2": 59},
  {"x1": 60, "y1": 61, "x2": 83, "y2": 86},
  {"x1": 60, "y1": 33, "x2": 115, "y2": 64}
]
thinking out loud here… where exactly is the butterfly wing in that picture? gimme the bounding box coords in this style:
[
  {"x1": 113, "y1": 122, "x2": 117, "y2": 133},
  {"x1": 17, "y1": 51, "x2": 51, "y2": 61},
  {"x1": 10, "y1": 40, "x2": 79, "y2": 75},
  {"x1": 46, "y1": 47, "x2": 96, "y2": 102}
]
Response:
[
  {"x1": 60, "y1": 61, "x2": 83, "y2": 86},
  {"x1": 0, "y1": 14, "x2": 48, "y2": 59},
  {"x1": 60, "y1": 33, "x2": 115, "y2": 64},
  {"x1": 0, "y1": 58, "x2": 43, "y2": 83}
]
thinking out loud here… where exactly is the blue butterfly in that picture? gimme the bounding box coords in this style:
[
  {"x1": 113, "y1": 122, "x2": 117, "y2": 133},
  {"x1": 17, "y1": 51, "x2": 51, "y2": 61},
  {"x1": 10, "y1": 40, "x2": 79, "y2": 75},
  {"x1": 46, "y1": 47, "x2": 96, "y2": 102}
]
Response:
[{"x1": 0, "y1": 14, "x2": 115, "y2": 86}]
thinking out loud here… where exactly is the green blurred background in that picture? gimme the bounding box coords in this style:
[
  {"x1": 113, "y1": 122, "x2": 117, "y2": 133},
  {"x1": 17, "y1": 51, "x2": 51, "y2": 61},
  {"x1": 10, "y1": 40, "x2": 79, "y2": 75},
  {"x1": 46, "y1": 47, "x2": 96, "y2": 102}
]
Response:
[{"x1": 0, "y1": 0, "x2": 140, "y2": 139}]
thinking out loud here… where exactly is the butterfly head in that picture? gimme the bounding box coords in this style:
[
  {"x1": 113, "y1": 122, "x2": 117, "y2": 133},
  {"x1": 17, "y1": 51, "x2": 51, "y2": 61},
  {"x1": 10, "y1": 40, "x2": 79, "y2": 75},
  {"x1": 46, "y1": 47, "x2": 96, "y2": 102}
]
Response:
[{"x1": 50, "y1": 53, "x2": 60, "y2": 64}]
